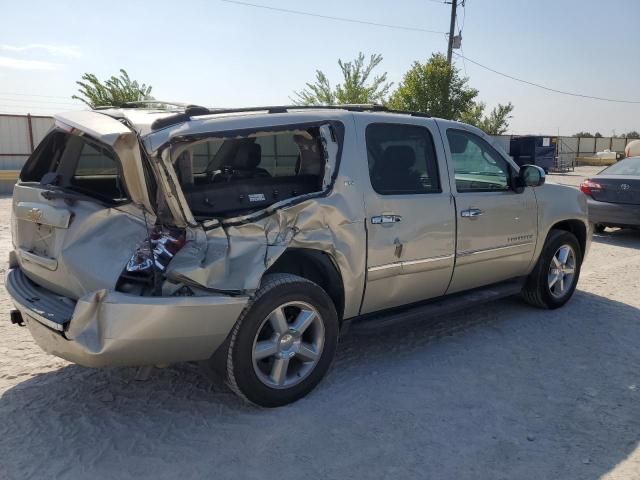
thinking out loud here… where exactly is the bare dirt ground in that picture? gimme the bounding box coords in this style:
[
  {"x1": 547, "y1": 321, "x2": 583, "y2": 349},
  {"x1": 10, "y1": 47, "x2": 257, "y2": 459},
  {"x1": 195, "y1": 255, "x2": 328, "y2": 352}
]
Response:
[{"x1": 2, "y1": 167, "x2": 640, "y2": 480}]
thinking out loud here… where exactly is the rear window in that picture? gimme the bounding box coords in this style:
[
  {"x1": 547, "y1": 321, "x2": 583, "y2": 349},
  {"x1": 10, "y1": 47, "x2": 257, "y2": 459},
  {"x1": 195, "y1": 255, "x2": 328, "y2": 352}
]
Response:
[
  {"x1": 20, "y1": 131, "x2": 129, "y2": 205},
  {"x1": 173, "y1": 126, "x2": 330, "y2": 218},
  {"x1": 601, "y1": 157, "x2": 640, "y2": 176}
]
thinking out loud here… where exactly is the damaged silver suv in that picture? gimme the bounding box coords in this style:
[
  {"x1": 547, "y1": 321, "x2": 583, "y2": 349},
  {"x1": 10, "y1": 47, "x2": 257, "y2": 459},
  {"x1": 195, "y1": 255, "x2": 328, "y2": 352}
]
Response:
[{"x1": 6, "y1": 104, "x2": 591, "y2": 407}]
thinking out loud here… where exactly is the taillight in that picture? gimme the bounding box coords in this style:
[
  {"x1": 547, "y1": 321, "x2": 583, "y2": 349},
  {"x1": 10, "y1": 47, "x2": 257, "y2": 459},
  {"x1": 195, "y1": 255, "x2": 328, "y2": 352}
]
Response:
[
  {"x1": 126, "y1": 228, "x2": 185, "y2": 273},
  {"x1": 580, "y1": 179, "x2": 602, "y2": 197}
]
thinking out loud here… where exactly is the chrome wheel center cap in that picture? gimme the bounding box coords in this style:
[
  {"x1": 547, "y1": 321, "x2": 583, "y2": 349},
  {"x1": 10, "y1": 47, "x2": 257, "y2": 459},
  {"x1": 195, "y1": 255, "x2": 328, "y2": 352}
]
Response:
[
  {"x1": 280, "y1": 333, "x2": 294, "y2": 348},
  {"x1": 278, "y1": 332, "x2": 301, "y2": 356}
]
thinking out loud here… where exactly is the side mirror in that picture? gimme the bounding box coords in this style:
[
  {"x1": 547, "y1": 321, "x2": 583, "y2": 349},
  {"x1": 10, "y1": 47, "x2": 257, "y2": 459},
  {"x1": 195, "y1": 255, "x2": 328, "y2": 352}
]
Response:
[{"x1": 518, "y1": 164, "x2": 546, "y2": 188}]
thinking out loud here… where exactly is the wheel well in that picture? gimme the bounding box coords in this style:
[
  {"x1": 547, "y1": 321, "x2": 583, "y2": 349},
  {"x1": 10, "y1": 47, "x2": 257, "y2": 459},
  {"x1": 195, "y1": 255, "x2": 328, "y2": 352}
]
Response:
[
  {"x1": 264, "y1": 248, "x2": 345, "y2": 320},
  {"x1": 550, "y1": 220, "x2": 587, "y2": 256}
]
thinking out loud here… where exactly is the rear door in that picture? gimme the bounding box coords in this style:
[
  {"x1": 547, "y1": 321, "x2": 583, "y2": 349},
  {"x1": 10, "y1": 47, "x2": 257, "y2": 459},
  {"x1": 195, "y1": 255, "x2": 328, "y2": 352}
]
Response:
[
  {"x1": 358, "y1": 117, "x2": 455, "y2": 314},
  {"x1": 12, "y1": 112, "x2": 155, "y2": 299},
  {"x1": 440, "y1": 125, "x2": 538, "y2": 293}
]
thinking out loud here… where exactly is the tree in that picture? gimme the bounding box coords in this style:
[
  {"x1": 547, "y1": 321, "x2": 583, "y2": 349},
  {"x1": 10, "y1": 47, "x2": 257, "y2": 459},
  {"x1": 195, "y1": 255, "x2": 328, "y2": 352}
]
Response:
[
  {"x1": 293, "y1": 53, "x2": 392, "y2": 105},
  {"x1": 624, "y1": 131, "x2": 640, "y2": 139},
  {"x1": 465, "y1": 102, "x2": 515, "y2": 135},
  {"x1": 594, "y1": 132, "x2": 603, "y2": 138},
  {"x1": 72, "y1": 69, "x2": 153, "y2": 108},
  {"x1": 573, "y1": 132, "x2": 593, "y2": 137},
  {"x1": 388, "y1": 53, "x2": 478, "y2": 120},
  {"x1": 388, "y1": 53, "x2": 514, "y2": 134}
]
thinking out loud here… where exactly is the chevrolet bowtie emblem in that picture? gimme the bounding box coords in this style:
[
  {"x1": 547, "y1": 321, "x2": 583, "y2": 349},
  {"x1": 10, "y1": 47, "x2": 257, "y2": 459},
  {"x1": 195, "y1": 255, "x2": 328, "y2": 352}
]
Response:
[{"x1": 26, "y1": 208, "x2": 43, "y2": 223}]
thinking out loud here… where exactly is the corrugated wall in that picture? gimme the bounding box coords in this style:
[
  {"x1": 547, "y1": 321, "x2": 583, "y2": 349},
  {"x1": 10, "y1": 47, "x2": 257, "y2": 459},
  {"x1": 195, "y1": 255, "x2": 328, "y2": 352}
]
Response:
[{"x1": 0, "y1": 114, "x2": 54, "y2": 193}]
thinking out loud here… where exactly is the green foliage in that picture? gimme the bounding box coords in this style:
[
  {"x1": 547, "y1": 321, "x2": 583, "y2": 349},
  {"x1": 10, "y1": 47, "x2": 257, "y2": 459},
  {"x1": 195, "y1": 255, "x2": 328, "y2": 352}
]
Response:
[
  {"x1": 573, "y1": 132, "x2": 594, "y2": 137},
  {"x1": 72, "y1": 69, "x2": 153, "y2": 108},
  {"x1": 387, "y1": 53, "x2": 513, "y2": 134},
  {"x1": 293, "y1": 53, "x2": 392, "y2": 105},
  {"x1": 464, "y1": 102, "x2": 515, "y2": 135},
  {"x1": 388, "y1": 53, "x2": 478, "y2": 120}
]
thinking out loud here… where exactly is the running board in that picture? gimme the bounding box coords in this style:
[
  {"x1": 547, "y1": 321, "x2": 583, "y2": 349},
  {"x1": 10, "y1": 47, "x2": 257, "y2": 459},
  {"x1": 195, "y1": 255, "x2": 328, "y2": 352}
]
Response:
[{"x1": 351, "y1": 278, "x2": 526, "y2": 331}]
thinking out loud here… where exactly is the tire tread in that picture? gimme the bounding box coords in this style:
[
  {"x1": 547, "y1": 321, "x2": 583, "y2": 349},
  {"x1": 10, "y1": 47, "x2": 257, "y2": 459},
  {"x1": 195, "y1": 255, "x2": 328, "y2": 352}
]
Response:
[{"x1": 225, "y1": 273, "x2": 319, "y2": 406}]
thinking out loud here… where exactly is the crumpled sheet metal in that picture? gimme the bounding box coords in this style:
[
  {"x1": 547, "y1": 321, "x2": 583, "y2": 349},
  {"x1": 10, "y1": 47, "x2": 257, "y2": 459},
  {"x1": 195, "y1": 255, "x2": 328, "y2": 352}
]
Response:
[
  {"x1": 27, "y1": 289, "x2": 249, "y2": 367},
  {"x1": 165, "y1": 192, "x2": 366, "y2": 319},
  {"x1": 13, "y1": 183, "x2": 151, "y2": 300}
]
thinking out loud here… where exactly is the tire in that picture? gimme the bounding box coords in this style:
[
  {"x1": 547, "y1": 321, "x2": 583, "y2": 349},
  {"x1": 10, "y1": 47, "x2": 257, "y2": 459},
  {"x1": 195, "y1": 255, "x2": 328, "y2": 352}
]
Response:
[
  {"x1": 594, "y1": 224, "x2": 606, "y2": 233},
  {"x1": 221, "y1": 273, "x2": 339, "y2": 407},
  {"x1": 521, "y1": 229, "x2": 582, "y2": 309}
]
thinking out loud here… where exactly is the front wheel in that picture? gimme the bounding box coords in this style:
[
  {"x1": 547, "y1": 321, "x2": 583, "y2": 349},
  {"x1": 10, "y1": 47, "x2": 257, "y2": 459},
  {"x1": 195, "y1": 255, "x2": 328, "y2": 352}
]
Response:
[
  {"x1": 222, "y1": 274, "x2": 339, "y2": 407},
  {"x1": 521, "y1": 229, "x2": 582, "y2": 309}
]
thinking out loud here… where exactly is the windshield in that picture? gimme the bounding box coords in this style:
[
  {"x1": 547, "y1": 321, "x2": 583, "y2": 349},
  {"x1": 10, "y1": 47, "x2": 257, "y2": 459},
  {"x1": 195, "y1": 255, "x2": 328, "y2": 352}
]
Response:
[{"x1": 601, "y1": 157, "x2": 640, "y2": 176}]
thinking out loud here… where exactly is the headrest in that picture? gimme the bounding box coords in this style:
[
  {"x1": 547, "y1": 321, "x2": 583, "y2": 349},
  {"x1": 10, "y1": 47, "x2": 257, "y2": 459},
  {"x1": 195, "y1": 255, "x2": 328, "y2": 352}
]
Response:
[
  {"x1": 233, "y1": 143, "x2": 261, "y2": 170},
  {"x1": 448, "y1": 132, "x2": 469, "y2": 154},
  {"x1": 382, "y1": 145, "x2": 416, "y2": 169},
  {"x1": 294, "y1": 134, "x2": 323, "y2": 175}
]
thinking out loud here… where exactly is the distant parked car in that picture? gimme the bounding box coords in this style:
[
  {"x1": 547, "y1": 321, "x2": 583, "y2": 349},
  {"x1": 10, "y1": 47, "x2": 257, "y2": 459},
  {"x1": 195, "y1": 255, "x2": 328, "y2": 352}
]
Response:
[{"x1": 580, "y1": 156, "x2": 640, "y2": 232}]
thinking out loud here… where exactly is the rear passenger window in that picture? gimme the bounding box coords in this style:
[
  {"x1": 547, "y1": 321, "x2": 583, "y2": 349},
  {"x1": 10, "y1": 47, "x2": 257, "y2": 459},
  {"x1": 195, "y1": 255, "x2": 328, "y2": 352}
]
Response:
[
  {"x1": 173, "y1": 126, "x2": 331, "y2": 218},
  {"x1": 366, "y1": 123, "x2": 440, "y2": 195}
]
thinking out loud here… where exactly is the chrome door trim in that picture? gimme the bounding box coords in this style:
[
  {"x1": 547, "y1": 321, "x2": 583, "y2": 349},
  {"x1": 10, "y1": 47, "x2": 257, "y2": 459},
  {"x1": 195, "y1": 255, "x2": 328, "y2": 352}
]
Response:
[
  {"x1": 457, "y1": 242, "x2": 534, "y2": 257},
  {"x1": 367, "y1": 254, "x2": 454, "y2": 281}
]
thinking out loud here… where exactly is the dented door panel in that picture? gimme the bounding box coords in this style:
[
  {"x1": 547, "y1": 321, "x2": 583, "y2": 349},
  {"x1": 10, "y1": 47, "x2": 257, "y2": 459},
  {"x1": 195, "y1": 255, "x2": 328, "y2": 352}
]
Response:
[{"x1": 158, "y1": 114, "x2": 368, "y2": 319}]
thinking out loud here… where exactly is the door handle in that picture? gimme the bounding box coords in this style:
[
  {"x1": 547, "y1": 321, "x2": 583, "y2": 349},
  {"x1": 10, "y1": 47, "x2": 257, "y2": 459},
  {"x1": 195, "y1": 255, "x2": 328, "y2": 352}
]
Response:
[
  {"x1": 461, "y1": 208, "x2": 484, "y2": 218},
  {"x1": 371, "y1": 215, "x2": 402, "y2": 225}
]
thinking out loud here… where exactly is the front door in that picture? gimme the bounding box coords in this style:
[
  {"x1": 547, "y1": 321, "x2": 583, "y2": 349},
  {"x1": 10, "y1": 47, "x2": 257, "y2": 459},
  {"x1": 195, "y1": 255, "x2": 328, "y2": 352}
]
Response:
[
  {"x1": 440, "y1": 126, "x2": 538, "y2": 293},
  {"x1": 358, "y1": 119, "x2": 456, "y2": 314}
]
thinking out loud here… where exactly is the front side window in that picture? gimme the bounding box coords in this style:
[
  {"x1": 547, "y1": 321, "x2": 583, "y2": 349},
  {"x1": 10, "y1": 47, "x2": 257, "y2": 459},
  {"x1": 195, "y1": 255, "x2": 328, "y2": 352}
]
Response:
[
  {"x1": 366, "y1": 123, "x2": 440, "y2": 195},
  {"x1": 447, "y1": 129, "x2": 511, "y2": 192}
]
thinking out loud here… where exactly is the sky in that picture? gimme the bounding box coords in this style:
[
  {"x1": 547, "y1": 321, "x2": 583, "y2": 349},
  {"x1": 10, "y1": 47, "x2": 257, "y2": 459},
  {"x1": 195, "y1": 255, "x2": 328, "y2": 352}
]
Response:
[{"x1": 1, "y1": 0, "x2": 639, "y2": 135}]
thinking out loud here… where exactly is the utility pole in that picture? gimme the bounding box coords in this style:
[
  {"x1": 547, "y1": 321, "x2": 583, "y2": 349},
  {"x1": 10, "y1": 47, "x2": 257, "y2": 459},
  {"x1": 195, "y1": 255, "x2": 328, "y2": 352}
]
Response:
[{"x1": 446, "y1": 0, "x2": 458, "y2": 65}]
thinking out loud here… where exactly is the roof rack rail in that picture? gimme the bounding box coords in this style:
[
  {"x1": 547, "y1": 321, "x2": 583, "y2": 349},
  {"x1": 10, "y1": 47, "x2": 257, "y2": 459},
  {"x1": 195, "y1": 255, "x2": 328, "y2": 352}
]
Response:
[
  {"x1": 93, "y1": 100, "x2": 195, "y2": 111},
  {"x1": 150, "y1": 104, "x2": 431, "y2": 131}
]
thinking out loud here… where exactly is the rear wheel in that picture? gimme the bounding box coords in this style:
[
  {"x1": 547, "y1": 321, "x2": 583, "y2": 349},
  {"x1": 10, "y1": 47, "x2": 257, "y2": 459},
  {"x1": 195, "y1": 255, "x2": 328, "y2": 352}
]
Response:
[
  {"x1": 222, "y1": 274, "x2": 339, "y2": 407},
  {"x1": 522, "y1": 229, "x2": 582, "y2": 309}
]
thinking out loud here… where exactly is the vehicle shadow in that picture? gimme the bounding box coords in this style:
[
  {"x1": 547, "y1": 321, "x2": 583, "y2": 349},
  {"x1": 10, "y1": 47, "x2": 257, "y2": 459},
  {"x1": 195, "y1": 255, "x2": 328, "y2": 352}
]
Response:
[
  {"x1": 593, "y1": 227, "x2": 640, "y2": 248},
  {"x1": 1, "y1": 290, "x2": 640, "y2": 479}
]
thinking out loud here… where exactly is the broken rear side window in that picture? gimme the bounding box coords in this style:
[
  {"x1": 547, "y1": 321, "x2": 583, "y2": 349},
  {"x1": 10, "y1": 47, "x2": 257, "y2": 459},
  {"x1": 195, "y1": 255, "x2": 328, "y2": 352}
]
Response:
[{"x1": 174, "y1": 127, "x2": 328, "y2": 218}]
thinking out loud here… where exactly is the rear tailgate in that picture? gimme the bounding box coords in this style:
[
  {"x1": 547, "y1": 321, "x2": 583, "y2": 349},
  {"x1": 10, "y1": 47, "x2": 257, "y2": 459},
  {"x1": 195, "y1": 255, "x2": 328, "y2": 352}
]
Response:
[
  {"x1": 590, "y1": 176, "x2": 640, "y2": 205},
  {"x1": 12, "y1": 111, "x2": 155, "y2": 300}
]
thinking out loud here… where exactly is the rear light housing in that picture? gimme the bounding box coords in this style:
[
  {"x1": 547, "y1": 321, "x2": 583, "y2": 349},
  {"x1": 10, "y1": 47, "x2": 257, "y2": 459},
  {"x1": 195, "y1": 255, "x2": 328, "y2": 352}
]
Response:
[{"x1": 580, "y1": 179, "x2": 602, "y2": 197}]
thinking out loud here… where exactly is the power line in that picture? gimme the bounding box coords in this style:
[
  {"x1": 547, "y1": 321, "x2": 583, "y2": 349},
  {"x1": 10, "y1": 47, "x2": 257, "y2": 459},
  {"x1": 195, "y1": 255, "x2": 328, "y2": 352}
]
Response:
[
  {"x1": 220, "y1": 0, "x2": 447, "y2": 34},
  {"x1": 454, "y1": 52, "x2": 640, "y2": 104}
]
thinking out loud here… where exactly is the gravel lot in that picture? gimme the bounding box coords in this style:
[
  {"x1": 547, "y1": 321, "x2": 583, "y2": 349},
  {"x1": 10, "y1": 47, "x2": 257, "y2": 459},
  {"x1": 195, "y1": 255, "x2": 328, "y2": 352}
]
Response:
[{"x1": 2, "y1": 167, "x2": 640, "y2": 480}]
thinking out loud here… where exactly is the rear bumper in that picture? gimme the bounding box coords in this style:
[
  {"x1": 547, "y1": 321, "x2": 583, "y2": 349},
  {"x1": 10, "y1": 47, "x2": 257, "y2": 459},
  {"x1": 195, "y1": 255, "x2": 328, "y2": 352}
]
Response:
[
  {"x1": 6, "y1": 268, "x2": 248, "y2": 367},
  {"x1": 587, "y1": 198, "x2": 640, "y2": 227}
]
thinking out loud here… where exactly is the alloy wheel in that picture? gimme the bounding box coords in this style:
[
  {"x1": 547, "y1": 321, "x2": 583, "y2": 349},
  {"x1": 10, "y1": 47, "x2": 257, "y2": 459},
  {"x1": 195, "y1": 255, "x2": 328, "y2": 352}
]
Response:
[
  {"x1": 548, "y1": 244, "x2": 577, "y2": 298},
  {"x1": 251, "y1": 301, "x2": 325, "y2": 389}
]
